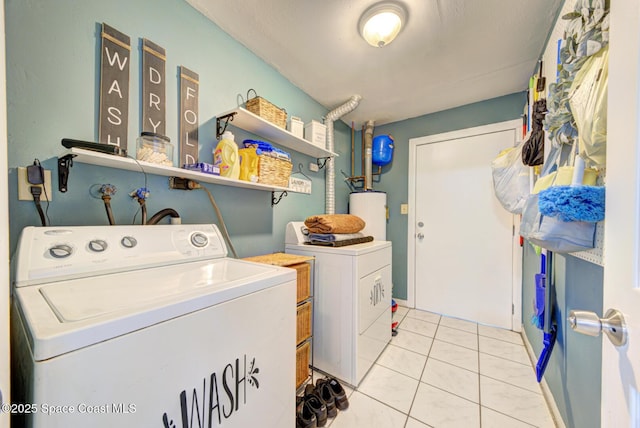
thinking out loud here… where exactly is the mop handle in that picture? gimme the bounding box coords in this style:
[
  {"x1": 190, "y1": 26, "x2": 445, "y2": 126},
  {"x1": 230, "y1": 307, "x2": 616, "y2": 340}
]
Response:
[{"x1": 571, "y1": 156, "x2": 585, "y2": 186}]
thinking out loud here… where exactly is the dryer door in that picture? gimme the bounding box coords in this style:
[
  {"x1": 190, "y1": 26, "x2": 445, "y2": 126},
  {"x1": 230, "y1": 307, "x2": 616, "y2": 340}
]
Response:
[
  {"x1": 357, "y1": 264, "x2": 392, "y2": 384},
  {"x1": 358, "y1": 265, "x2": 392, "y2": 334}
]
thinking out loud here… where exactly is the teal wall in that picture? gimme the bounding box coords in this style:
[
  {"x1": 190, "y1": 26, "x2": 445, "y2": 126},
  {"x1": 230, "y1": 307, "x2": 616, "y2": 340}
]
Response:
[
  {"x1": 5, "y1": 0, "x2": 354, "y2": 257},
  {"x1": 353, "y1": 93, "x2": 526, "y2": 300},
  {"x1": 522, "y1": 245, "x2": 603, "y2": 428}
]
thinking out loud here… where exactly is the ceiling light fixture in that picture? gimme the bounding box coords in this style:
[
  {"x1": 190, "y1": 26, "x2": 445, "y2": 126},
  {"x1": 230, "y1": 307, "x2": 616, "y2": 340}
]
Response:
[{"x1": 359, "y1": 2, "x2": 407, "y2": 48}]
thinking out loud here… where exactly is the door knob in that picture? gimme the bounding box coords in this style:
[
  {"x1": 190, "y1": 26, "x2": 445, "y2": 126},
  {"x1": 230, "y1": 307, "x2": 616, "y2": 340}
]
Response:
[
  {"x1": 416, "y1": 233, "x2": 424, "y2": 239},
  {"x1": 568, "y1": 308, "x2": 627, "y2": 347}
]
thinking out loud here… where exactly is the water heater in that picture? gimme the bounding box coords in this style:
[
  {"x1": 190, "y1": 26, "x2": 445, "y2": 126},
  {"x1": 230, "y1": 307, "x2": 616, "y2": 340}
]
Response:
[{"x1": 349, "y1": 191, "x2": 387, "y2": 240}]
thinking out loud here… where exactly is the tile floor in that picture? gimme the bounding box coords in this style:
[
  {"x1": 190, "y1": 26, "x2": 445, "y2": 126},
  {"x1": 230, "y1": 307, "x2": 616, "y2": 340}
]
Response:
[{"x1": 313, "y1": 307, "x2": 557, "y2": 428}]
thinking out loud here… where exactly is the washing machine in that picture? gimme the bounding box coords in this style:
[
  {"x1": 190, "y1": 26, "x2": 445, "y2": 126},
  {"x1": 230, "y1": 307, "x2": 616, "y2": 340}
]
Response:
[
  {"x1": 285, "y1": 222, "x2": 391, "y2": 387},
  {"x1": 11, "y1": 224, "x2": 296, "y2": 428}
]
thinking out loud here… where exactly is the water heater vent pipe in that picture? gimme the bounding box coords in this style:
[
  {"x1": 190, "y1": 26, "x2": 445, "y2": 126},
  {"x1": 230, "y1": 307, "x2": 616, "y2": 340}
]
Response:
[
  {"x1": 364, "y1": 120, "x2": 375, "y2": 190},
  {"x1": 325, "y1": 95, "x2": 361, "y2": 214}
]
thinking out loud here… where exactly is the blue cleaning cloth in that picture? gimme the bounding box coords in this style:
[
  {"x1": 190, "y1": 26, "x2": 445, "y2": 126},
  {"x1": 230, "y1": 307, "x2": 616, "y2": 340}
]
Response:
[{"x1": 538, "y1": 185, "x2": 605, "y2": 222}]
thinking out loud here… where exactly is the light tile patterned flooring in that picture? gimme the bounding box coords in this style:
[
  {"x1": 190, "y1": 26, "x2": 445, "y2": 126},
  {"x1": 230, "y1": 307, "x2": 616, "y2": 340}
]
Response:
[{"x1": 316, "y1": 307, "x2": 557, "y2": 428}]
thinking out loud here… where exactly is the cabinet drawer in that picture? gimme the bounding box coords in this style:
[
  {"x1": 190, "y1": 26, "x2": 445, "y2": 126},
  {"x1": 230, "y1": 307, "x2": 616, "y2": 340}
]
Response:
[
  {"x1": 296, "y1": 301, "x2": 312, "y2": 344},
  {"x1": 291, "y1": 262, "x2": 311, "y2": 304}
]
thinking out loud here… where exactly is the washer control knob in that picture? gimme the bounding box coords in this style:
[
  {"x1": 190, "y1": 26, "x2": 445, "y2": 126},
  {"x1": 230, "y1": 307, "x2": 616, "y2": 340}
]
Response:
[
  {"x1": 88, "y1": 239, "x2": 108, "y2": 253},
  {"x1": 49, "y1": 244, "x2": 73, "y2": 259},
  {"x1": 190, "y1": 232, "x2": 209, "y2": 248},
  {"x1": 121, "y1": 236, "x2": 137, "y2": 248}
]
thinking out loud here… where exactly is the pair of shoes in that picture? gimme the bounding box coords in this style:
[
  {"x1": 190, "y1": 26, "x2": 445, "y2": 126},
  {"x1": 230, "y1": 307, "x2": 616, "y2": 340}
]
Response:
[
  {"x1": 316, "y1": 377, "x2": 349, "y2": 411},
  {"x1": 296, "y1": 395, "x2": 317, "y2": 428},
  {"x1": 297, "y1": 389, "x2": 328, "y2": 427}
]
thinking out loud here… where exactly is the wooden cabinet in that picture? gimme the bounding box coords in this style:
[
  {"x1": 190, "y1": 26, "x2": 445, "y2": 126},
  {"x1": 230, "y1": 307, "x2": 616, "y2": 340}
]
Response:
[{"x1": 243, "y1": 253, "x2": 314, "y2": 389}]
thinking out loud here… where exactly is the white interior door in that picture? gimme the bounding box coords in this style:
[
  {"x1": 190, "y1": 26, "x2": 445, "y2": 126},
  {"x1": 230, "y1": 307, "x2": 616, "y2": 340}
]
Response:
[
  {"x1": 408, "y1": 121, "x2": 521, "y2": 329},
  {"x1": 598, "y1": 2, "x2": 640, "y2": 425}
]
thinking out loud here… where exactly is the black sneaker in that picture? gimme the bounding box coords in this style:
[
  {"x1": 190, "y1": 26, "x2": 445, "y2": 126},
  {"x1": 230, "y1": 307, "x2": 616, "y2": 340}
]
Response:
[
  {"x1": 296, "y1": 396, "x2": 317, "y2": 428},
  {"x1": 317, "y1": 377, "x2": 349, "y2": 411},
  {"x1": 316, "y1": 381, "x2": 338, "y2": 418},
  {"x1": 303, "y1": 392, "x2": 327, "y2": 427}
]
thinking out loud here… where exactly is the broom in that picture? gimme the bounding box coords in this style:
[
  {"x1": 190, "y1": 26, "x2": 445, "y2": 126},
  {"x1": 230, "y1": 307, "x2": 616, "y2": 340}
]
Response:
[{"x1": 538, "y1": 155, "x2": 605, "y2": 222}]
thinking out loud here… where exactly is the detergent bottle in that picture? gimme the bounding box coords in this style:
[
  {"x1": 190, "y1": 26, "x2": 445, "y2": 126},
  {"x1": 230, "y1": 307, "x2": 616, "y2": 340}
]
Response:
[
  {"x1": 213, "y1": 131, "x2": 240, "y2": 179},
  {"x1": 238, "y1": 147, "x2": 259, "y2": 182}
]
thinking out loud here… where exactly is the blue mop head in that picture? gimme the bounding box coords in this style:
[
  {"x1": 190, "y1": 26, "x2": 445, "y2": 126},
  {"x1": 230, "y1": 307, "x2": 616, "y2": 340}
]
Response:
[{"x1": 539, "y1": 185, "x2": 605, "y2": 222}]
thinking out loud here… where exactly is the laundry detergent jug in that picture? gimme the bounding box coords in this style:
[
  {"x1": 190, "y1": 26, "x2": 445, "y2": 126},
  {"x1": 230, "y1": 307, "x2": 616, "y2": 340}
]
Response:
[
  {"x1": 213, "y1": 131, "x2": 240, "y2": 179},
  {"x1": 238, "y1": 147, "x2": 259, "y2": 182}
]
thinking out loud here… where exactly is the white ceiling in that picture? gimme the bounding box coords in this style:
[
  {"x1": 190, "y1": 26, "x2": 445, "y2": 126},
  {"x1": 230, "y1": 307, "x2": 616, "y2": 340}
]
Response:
[{"x1": 185, "y1": 0, "x2": 562, "y2": 127}]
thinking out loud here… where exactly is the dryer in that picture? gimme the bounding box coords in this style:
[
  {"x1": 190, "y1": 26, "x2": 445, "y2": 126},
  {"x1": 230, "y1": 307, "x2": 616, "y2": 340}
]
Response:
[
  {"x1": 285, "y1": 222, "x2": 391, "y2": 387},
  {"x1": 12, "y1": 224, "x2": 296, "y2": 428}
]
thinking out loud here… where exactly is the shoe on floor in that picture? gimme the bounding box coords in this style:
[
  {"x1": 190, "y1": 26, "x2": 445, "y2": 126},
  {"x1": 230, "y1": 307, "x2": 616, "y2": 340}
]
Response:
[
  {"x1": 315, "y1": 381, "x2": 338, "y2": 418},
  {"x1": 304, "y1": 392, "x2": 328, "y2": 427},
  {"x1": 296, "y1": 396, "x2": 317, "y2": 428},
  {"x1": 317, "y1": 377, "x2": 349, "y2": 411},
  {"x1": 306, "y1": 381, "x2": 337, "y2": 418}
]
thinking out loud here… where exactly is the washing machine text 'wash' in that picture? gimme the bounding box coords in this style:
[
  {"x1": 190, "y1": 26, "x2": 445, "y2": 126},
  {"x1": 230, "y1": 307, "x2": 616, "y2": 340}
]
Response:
[{"x1": 161, "y1": 355, "x2": 261, "y2": 428}]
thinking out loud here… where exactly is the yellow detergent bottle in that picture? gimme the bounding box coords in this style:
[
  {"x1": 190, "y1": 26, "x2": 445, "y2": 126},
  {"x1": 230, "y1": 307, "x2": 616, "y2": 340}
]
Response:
[
  {"x1": 213, "y1": 131, "x2": 240, "y2": 179},
  {"x1": 238, "y1": 147, "x2": 259, "y2": 182}
]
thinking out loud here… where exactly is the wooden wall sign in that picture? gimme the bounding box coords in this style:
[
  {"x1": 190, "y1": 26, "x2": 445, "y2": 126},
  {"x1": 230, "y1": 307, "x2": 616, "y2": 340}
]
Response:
[
  {"x1": 142, "y1": 39, "x2": 166, "y2": 136},
  {"x1": 180, "y1": 66, "x2": 199, "y2": 166},
  {"x1": 99, "y1": 23, "x2": 130, "y2": 149}
]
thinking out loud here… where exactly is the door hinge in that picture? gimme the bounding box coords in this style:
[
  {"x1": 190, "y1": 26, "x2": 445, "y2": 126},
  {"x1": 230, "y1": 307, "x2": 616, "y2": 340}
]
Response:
[
  {"x1": 512, "y1": 224, "x2": 515, "y2": 236},
  {"x1": 512, "y1": 304, "x2": 515, "y2": 315}
]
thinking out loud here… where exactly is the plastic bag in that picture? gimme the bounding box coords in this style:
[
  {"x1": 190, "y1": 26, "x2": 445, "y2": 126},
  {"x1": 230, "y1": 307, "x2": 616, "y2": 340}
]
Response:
[
  {"x1": 522, "y1": 99, "x2": 547, "y2": 166},
  {"x1": 569, "y1": 45, "x2": 608, "y2": 167},
  {"x1": 491, "y1": 142, "x2": 530, "y2": 214},
  {"x1": 520, "y1": 193, "x2": 596, "y2": 253}
]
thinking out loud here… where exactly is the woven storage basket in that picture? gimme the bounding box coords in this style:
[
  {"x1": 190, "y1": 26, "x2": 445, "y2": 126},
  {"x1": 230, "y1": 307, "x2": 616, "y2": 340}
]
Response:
[
  {"x1": 291, "y1": 263, "x2": 311, "y2": 304},
  {"x1": 258, "y1": 155, "x2": 292, "y2": 187},
  {"x1": 296, "y1": 341, "x2": 311, "y2": 388},
  {"x1": 246, "y1": 89, "x2": 287, "y2": 129},
  {"x1": 296, "y1": 301, "x2": 312, "y2": 345}
]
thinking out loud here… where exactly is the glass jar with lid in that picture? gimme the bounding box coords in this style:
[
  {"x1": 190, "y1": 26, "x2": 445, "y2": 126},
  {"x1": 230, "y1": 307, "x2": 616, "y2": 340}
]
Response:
[{"x1": 136, "y1": 132, "x2": 174, "y2": 166}]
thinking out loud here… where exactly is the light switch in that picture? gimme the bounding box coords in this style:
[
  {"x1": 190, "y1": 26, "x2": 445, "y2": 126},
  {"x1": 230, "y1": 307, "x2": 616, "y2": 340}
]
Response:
[{"x1": 400, "y1": 203, "x2": 408, "y2": 215}]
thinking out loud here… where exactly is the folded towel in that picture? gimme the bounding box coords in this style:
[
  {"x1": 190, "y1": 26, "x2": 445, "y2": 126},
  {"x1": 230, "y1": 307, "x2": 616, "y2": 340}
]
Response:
[
  {"x1": 304, "y1": 214, "x2": 365, "y2": 234},
  {"x1": 308, "y1": 232, "x2": 365, "y2": 242},
  {"x1": 307, "y1": 235, "x2": 374, "y2": 247}
]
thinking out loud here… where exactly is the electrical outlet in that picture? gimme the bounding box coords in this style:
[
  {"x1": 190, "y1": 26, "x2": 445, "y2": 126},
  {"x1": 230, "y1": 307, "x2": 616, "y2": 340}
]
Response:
[
  {"x1": 17, "y1": 167, "x2": 53, "y2": 201},
  {"x1": 309, "y1": 162, "x2": 319, "y2": 173},
  {"x1": 400, "y1": 203, "x2": 408, "y2": 215}
]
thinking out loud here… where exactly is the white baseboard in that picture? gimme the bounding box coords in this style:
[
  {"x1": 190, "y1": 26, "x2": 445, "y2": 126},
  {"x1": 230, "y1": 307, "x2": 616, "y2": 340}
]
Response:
[{"x1": 521, "y1": 326, "x2": 566, "y2": 428}]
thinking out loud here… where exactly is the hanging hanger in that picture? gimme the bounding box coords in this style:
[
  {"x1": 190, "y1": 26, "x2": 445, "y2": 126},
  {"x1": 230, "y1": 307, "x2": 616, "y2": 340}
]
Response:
[{"x1": 291, "y1": 163, "x2": 312, "y2": 181}]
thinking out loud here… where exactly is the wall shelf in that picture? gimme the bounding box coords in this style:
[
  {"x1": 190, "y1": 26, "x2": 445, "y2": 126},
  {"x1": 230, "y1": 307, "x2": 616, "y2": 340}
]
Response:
[
  {"x1": 216, "y1": 107, "x2": 337, "y2": 159},
  {"x1": 66, "y1": 147, "x2": 297, "y2": 193}
]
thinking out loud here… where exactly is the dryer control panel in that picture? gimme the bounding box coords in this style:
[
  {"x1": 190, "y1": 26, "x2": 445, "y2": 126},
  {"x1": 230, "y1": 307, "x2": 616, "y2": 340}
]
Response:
[{"x1": 15, "y1": 224, "x2": 228, "y2": 286}]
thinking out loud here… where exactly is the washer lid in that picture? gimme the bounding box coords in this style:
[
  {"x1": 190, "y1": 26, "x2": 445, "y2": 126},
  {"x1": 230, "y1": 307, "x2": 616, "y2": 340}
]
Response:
[
  {"x1": 39, "y1": 258, "x2": 274, "y2": 322},
  {"x1": 15, "y1": 258, "x2": 295, "y2": 361}
]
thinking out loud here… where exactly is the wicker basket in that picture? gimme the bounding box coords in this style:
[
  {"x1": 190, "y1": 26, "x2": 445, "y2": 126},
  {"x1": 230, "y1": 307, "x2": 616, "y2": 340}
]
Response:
[
  {"x1": 258, "y1": 155, "x2": 292, "y2": 187},
  {"x1": 291, "y1": 263, "x2": 311, "y2": 304},
  {"x1": 296, "y1": 341, "x2": 311, "y2": 388},
  {"x1": 296, "y1": 301, "x2": 312, "y2": 345},
  {"x1": 246, "y1": 89, "x2": 287, "y2": 129}
]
